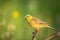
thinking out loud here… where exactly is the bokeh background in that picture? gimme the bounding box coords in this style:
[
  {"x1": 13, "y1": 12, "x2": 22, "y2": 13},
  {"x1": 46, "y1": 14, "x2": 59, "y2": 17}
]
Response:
[{"x1": 0, "y1": 0, "x2": 60, "y2": 40}]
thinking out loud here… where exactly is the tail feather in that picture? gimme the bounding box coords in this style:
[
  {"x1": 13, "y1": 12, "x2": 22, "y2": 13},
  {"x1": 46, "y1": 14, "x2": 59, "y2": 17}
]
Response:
[{"x1": 47, "y1": 26, "x2": 56, "y2": 31}]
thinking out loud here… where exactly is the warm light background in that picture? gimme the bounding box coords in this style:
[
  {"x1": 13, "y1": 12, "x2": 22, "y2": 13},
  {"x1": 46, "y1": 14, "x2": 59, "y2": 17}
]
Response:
[{"x1": 0, "y1": 0, "x2": 60, "y2": 40}]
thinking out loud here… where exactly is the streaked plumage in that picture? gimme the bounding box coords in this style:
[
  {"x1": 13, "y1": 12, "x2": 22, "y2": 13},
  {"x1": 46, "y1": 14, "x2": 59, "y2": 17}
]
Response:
[{"x1": 25, "y1": 15, "x2": 54, "y2": 31}]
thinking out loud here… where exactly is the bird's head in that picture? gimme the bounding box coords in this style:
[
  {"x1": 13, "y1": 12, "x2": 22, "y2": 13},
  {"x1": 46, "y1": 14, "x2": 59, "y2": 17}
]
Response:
[{"x1": 25, "y1": 15, "x2": 32, "y2": 21}]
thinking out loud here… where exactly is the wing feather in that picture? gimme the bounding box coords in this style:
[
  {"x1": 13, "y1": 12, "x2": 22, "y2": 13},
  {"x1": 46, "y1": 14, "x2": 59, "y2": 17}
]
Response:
[{"x1": 32, "y1": 17, "x2": 48, "y2": 25}]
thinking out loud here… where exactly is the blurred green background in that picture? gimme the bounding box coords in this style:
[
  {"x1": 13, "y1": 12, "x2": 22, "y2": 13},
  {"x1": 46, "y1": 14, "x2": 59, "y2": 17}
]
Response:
[{"x1": 0, "y1": 0, "x2": 60, "y2": 40}]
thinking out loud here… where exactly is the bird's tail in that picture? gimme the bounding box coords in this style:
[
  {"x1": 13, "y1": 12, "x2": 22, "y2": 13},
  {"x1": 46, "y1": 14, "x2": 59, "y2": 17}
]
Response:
[{"x1": 47, "y1": 26, "x2": 56, "y2": 31}]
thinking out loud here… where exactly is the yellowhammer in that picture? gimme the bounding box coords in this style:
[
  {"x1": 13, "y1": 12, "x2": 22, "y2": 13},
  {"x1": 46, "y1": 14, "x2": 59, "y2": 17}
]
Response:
[{"x1": 25, "y1": 15, "x2": 55, "y2": 31}]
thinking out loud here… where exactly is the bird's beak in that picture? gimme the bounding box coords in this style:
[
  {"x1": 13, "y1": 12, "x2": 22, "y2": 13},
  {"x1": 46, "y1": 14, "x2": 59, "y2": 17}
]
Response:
[{"x1": 25, "y1": 16, "x2": 26, "y2": 18}]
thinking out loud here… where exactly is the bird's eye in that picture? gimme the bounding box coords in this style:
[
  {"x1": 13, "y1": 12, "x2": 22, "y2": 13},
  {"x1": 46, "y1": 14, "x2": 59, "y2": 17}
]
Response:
[{"x1": 27, "y1": 16, "x2": 29, "y2": 17}]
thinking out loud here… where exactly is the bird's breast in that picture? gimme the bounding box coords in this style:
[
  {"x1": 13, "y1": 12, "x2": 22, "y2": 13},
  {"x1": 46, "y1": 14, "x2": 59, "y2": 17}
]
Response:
[{"x1": 29, "y1": 20, "x2": 41, "y2": 28}]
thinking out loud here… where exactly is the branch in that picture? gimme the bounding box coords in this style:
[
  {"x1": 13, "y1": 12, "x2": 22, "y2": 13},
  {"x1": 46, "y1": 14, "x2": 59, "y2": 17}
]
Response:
[
  {"x1": 32, "y1": 29, "x2": 38, "y2": 40},
  {"x1": 45, "y1": 32, "x2": 60, "y2": 40}
]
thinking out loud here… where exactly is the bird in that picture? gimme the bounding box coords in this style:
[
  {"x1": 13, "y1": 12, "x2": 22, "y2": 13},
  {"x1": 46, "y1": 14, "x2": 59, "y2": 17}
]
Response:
[{"x1": 25, "y1": 15, "x2": 55, "y2": 31}]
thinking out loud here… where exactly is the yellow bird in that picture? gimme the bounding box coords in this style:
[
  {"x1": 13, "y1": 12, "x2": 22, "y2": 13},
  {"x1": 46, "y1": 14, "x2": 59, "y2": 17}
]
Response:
[{"x1": 25, "y1": 15, "x2": 55, "y2": 31}]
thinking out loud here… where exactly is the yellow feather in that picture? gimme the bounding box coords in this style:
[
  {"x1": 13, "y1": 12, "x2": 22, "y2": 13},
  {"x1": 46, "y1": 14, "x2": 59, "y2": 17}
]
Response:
[{"x1": 25, "y1": 15, "x2": 55, "y2": 31}]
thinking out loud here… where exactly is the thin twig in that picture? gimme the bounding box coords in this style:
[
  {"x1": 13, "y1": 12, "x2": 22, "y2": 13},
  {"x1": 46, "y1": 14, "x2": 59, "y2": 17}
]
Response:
[
  {"x1": 32, "y1": 29, "x2": 38, "y2": 40},
  {"x1": 45, "y1": 32, "x2": 60, "y2": 40}
]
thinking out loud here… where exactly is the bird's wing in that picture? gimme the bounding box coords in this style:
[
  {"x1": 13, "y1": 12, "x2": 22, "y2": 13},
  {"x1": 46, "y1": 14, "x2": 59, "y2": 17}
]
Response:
[{"x1": 32, "y1": 17, "x2": 48, "y2": 25}]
